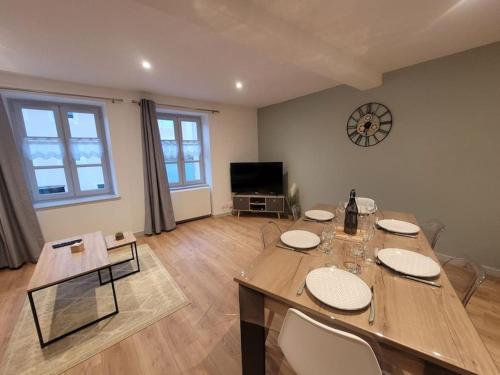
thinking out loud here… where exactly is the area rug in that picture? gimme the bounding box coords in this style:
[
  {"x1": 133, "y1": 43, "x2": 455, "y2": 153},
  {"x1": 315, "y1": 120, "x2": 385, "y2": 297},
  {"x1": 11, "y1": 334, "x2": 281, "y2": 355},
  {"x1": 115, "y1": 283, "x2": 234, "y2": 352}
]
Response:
[{"x1": 0, "y1": 244, "x2": 189, "y2": 375}]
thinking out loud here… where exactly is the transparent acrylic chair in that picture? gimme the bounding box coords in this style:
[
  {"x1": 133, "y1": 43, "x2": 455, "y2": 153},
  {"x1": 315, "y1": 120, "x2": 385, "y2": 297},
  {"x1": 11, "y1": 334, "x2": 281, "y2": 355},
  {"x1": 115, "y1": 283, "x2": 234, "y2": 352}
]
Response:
[
  {"x1": 260, "y1": 221, "x2": 284, "y2": 335},
  {"x1": 261, "y1": 221, "x2": 283, "y2": 248},
  {"x1": 442, "y1": 258, "x2": 486, "y2": 306},
  {"x1": 421, "y1": 219, "x2": 446, "y2": 249}
]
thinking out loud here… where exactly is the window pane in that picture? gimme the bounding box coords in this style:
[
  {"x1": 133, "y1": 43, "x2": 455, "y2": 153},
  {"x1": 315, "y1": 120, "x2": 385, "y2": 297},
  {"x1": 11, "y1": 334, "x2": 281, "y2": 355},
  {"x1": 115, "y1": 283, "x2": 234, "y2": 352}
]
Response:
[
  {"x1": 24, "y1": 139, "x2": 64, "y2": 167},
  {"x1": 22, "y1": 108, "x2": 58, "y2": 137},
  {"x1": 165, "y1": 163, "x2": 180, "y2": 184},
  {"x1": 185, "y1": 162, "x2": 201, "y2": 182},
  {"x1": 161, "y1": 141, "x2": 178, "y2": 162},
  {"x1": 34, "y1": 168, "x2": 68, "y2": 194},
  {"x1": 67, "y1": 112, "x2": 98, "y2": 138},
  {"x1": 77, "y1": 166, "x2": 105, "y2": 191},
  {"x1": 71, "y1": 139, "x2": 102, "y2": 165},
  {"x1": 158, "y1": 119, "x2": 175, "y2": 140},
  {"x1": 182, "y1": 142, "x2": 201, "y2": 161},
  {"x1": 181, "y1": 121, "x2": 198, "y2": 141}
]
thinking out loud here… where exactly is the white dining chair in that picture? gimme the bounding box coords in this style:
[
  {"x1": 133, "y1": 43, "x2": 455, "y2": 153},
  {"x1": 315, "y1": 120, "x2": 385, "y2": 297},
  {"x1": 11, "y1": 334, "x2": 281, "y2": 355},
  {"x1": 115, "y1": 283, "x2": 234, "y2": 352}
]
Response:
[
  {"x1": 421, "y1": 219, "x2": 446, "y2": 249},
  {"x1": 278, "y1": 308, "x2": 383, "y2": 375}
]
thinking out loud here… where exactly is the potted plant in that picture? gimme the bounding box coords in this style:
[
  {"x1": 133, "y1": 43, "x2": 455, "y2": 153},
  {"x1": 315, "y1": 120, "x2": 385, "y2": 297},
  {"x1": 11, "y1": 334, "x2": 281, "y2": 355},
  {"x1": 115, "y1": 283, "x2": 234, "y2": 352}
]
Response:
[{"x1": 288, "y1": 183, "x2": 300, "y2": 221}]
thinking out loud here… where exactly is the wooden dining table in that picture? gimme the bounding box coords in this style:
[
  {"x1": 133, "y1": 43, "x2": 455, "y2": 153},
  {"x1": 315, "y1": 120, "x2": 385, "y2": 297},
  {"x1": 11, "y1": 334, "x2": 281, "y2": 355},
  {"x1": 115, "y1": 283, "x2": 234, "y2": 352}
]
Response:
[{"x1": 234, "y1": 204, "x2": 498, "y2": 375}]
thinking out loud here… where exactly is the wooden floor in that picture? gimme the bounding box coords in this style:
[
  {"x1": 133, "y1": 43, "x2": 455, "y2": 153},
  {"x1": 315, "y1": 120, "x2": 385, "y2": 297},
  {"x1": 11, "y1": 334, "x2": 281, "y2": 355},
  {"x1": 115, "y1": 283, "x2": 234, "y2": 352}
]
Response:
[{"x1": 0, "y1": 215, "x2": 499, "y2": 374}]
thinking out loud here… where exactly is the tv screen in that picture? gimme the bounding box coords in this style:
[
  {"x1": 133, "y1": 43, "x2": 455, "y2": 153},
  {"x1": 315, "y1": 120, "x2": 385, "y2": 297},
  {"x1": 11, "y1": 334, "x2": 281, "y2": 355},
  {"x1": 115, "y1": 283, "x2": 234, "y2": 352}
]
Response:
[{"x1": 230, "y1": 162, "x2": 283, "y2": 195}]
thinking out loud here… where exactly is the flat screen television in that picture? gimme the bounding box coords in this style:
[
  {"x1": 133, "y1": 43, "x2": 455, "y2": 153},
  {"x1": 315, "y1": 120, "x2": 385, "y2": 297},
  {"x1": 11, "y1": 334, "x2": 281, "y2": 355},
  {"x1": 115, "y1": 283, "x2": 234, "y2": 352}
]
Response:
[{"x1": 230, "y1": 162, "x2": 283, "y2": 195}]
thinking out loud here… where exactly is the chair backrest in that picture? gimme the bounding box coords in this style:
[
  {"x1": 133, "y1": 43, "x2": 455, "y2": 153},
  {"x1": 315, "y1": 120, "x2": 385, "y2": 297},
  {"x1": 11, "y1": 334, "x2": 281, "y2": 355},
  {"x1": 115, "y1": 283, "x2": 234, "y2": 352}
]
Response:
[
  {"x1": 442, "y1": 258, "x2": 486, "y2": 306},
  {"x1": 261, "y1": 221, "x2": 282, "y2": 248},
  {"x1": 421, "y1": 219, "x2": 446, "y2": 249},
  {"x1": 278, "y1": 308, "x2": 382, "y2": 375}
]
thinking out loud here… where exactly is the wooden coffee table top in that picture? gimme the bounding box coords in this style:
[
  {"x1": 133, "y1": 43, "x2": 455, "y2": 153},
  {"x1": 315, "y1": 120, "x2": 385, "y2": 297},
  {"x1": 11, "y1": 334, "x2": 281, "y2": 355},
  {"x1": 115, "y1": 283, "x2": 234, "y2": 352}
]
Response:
[
  {"x1": 105, "y1": 232, "x2": 136, "y2": 250},
  {"x1": 28, "y1": 231, "x2": 110, "y2": 292}
]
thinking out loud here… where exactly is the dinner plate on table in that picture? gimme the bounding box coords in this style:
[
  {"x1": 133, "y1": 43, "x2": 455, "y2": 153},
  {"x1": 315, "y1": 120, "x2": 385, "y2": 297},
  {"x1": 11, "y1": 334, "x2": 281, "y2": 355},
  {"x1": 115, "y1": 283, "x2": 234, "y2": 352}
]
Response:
[
  {"x1": 344, "y1": 197, "x2": 377, "y2": 215},
  {"x1": 280, "y1": 230, "x2": 320, "y2": 249},
  {"x1": 304, "y1": 210, "x2": 335, "y2": 222},
  {"x1": 377, "y1": 219, "x2": 420, "y2": 235},
  {"x1": 377, "y1": 248, "x2": 441, "y2": 278},
  {"x1": 306, "y1": 267, "x2": 372, "y2": 310}
]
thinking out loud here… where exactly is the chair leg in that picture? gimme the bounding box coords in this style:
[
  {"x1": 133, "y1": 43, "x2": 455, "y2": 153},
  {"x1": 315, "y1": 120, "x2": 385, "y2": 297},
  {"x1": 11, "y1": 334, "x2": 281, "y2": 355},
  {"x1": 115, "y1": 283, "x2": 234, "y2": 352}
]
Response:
[{"x1": 265, "y1": 311, "x2": 275, "y2": 340}]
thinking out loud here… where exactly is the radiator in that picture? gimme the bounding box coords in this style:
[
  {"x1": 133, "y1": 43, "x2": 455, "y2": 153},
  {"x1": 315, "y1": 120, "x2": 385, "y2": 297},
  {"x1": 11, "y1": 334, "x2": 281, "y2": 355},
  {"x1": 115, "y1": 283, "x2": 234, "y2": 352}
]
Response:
[{"x1": 170, "y1": 186, "x2": 212, "y2": 222}]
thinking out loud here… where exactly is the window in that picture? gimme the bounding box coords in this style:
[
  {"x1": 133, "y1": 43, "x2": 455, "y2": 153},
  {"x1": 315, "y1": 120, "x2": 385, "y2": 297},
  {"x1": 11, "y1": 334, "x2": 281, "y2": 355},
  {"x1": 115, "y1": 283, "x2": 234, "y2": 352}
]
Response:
[
  {"x1": 8, "y1": 99, "x2": 115, "y2": 204},
  {"x1": 157, "y1": 113, "x2": 205, "y2": 188}
]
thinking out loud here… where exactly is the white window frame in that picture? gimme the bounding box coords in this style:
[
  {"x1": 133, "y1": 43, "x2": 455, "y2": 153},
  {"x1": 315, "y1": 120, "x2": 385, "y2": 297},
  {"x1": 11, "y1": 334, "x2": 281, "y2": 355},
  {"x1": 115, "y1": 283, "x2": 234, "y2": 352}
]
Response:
[
  {"x1": 8, "y1": 99, "x2": 115, "y2": 204},
  {"x1": 157, "y1": 113, "x2": 205, "y2": 189}
]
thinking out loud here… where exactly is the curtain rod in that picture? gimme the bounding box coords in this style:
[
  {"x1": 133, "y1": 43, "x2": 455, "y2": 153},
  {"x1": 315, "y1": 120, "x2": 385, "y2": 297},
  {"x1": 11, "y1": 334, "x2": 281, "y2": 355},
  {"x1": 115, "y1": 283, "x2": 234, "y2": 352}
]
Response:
[
  {"x1": 0, "y1": 86, "x2": 124, "y2": 103},
  {"x1": 131, "y1": 100, "x2": 220, "y2": 114}
]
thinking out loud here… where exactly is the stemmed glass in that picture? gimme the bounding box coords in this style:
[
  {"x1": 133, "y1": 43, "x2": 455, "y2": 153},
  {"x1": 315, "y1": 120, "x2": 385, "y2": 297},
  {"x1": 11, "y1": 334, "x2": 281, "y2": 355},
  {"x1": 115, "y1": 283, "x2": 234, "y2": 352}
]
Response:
[{"x1": 319, "y1": 222, "x2": 336, "y2": 255}]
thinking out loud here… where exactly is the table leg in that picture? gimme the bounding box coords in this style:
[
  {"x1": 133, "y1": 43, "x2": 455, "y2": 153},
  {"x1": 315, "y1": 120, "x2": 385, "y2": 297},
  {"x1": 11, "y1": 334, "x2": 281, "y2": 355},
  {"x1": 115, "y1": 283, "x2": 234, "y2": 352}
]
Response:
[
  {"x1": 134, "y1": 242, "x2": 140, "y2": 272},
  {"x1": 27, "y1": 291, "x2": 45, "y2": 347},
  {"x1": 239, "y1": 285, "x2": 265, "y2": 375}
]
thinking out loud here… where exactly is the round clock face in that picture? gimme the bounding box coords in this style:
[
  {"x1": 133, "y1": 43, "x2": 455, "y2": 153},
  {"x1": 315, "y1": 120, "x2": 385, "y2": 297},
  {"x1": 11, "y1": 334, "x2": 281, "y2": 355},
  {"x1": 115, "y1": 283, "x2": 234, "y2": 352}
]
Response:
[{"x1": 346, "y1": 103, "x2": 392, "y2": 147}]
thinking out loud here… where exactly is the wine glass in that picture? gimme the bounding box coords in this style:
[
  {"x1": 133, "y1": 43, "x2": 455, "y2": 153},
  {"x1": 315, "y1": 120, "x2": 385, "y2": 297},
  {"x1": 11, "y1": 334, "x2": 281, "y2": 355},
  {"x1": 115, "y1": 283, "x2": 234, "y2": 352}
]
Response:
[
  {"x1": 345, "y1": 243, "x2": 363, "y2": 274},
  {"x1": 319, "y1": 223, "x2": 335, "y2": 254}
]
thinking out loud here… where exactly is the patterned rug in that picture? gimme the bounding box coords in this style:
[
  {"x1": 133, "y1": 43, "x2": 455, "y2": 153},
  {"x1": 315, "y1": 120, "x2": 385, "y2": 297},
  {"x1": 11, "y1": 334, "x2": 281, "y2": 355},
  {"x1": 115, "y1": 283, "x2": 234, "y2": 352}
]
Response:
[{"x1": 0, "y1": 244, "x2": 189, "y2": 375}]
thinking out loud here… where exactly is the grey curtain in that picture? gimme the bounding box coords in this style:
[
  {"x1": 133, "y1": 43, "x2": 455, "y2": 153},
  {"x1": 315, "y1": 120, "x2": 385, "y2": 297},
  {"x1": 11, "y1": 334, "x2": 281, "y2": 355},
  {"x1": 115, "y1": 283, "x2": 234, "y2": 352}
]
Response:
[
  {"x1": 0, "y1": 97, "x2": 44, "y2": 268},
  {"x1": 140, "y1": 99, "x2": 176, "y2": 235}
]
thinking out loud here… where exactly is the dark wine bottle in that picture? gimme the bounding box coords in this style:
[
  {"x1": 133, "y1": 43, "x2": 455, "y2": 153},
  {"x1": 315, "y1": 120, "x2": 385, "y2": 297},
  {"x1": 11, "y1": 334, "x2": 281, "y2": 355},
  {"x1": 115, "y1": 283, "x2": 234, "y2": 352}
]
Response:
[{"x1": 344, "y1": 189, "x2": 358, "y2": 235}]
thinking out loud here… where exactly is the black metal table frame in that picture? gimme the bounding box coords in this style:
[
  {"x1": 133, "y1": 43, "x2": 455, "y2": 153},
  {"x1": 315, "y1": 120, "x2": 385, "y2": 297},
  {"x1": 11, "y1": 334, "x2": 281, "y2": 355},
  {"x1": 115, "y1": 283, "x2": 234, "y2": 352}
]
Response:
[
  {"x1": 27, "y1": 265, "x2": 119, "y2": 348},
  {"x1": 98, "y1": 241, "x2": 140, "y2": 285}
]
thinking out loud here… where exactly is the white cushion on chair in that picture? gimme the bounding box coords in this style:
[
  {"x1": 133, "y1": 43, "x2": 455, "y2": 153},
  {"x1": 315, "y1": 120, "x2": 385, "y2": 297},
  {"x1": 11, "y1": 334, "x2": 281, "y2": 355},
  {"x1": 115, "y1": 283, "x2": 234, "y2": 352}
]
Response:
[{"x1": 278, "y1": 308, "x2": 382, "y2": 375}]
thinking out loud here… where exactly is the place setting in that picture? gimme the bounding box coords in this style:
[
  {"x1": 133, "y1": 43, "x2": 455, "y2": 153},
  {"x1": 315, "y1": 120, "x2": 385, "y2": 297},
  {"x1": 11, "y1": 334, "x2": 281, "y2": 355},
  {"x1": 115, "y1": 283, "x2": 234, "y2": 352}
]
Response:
[
  {"x1": 276, "y1": 229, "x2": 321, "y2": 254},
  {"x1": 375, "y1": 218, "x2": 421, "y2": 238},
  {"x1": 303, "y1": 209, "x2": 335, "y2": 222},
  {"x1": 375, "y1": 248, "x2": 442, "y2": 287}
]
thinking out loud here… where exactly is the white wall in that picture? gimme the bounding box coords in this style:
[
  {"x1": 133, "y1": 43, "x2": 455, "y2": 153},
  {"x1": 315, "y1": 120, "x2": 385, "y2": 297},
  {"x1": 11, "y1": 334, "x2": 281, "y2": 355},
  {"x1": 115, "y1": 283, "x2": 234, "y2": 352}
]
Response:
[{"x1": 0, "y1": 71, "x2": 258, "y2": 240}]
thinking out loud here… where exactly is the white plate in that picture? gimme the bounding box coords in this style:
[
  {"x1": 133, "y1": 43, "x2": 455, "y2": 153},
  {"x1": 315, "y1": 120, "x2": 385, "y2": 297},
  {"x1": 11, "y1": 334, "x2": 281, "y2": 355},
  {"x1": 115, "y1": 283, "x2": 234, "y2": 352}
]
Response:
[
  {"x1": 344, "y1": 197, "x2": 377, "y2": 215},
  {"x1": 377, "y1": 219, "x2": 420, "y2": 234},
  {"x1": 306, "y1": 267, "x2": 372, "y2": 310},
  {"x1": 378, "y1": 248, "x2": 441, "y2": 278},
  {"x1": 305, "y1": 210, "x2": 335, "y2": 221},
  {"x1": 280, "y1": 230, "x2": 321, "y2": 249}
]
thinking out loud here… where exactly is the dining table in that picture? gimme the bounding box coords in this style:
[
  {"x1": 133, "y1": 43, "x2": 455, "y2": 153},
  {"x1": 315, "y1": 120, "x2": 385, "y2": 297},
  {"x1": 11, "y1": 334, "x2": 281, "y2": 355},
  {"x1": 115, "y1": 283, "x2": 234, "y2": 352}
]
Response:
[{"x1": 233, "y1": 203, "x2": 498, "y2": 375}]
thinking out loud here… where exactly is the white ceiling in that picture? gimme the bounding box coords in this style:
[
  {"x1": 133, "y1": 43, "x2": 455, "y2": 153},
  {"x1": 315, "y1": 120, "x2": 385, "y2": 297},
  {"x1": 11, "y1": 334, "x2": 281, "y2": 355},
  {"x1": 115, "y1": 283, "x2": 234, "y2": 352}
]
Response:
[{"x1": 0, "y1": 0, "x2": 499, "y2": 107}]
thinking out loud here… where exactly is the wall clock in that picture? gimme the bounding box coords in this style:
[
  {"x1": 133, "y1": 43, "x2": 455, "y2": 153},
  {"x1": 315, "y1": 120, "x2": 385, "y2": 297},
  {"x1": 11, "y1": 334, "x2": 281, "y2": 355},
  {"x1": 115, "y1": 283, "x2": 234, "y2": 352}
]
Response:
[{"x1": 346, "y1": 102, "x2": 392, "y2": 147}]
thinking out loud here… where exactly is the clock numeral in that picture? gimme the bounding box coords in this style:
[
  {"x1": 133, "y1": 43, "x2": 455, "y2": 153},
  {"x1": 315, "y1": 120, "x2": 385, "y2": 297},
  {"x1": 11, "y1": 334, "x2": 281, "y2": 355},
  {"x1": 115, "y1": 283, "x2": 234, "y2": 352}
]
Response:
[
  {"x1": 348, "y1": 130, "x2": 358, "y2": 138},
  {"x1": 378, "y1": 129, "x2": 390, "y2": 135},
  {"x1": 347, "y1": 125, "x2": 357, "y2": 129},
  {"x1": 380, "y1": 120, "x2": 391, "y2": 125},
  {"x1": 373, "y1": 133, "x2": 380, "y2": 143},
  {"x1": 364, "y1": 136, "x2": 370, "y2": 147},
  {"x1": 354, "y1": 134, "x2": 363, "y2": 145}
]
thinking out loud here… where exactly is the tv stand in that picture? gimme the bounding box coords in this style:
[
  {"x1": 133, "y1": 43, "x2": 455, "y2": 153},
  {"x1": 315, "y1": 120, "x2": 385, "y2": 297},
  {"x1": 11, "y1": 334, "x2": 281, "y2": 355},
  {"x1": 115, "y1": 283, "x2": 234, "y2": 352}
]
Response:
[{"x1": 232, "y1": 194, "x2": 285, "y2": 219}]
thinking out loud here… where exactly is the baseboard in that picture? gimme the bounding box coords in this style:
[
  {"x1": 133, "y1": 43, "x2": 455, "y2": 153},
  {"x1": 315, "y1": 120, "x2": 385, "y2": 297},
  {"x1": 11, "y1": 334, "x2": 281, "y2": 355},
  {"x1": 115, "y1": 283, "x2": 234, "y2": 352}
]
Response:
[
  {"x1": 483, "y1": 265, "x2": 500, "y2": 278},
  {"x1": 212, "y1": 211, "x2": 232, "y2": 218},
  {"x1": 436, "y1": 251, "x2": 500, "y2": 277},
  {"x1": 176, "y1": 214, "x2": 211, "y2": 224}
]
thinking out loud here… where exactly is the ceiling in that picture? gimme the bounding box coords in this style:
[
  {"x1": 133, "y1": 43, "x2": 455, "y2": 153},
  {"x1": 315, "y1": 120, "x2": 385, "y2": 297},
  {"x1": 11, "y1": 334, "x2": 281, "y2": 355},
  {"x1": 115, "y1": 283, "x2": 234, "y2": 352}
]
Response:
[{"x1": 0, "y1": 0, "x2": 499, "y2": 107}]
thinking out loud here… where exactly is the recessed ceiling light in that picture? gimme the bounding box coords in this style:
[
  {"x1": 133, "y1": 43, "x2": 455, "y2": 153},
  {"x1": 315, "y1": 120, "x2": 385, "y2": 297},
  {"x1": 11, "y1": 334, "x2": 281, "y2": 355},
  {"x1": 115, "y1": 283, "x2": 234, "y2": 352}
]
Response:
[
  {"x1": 142, "y1": 60, "x2": 152, "y2": 70},
  {"x1": 235, "y1": 81, "x2": 243, "y2": 90}
]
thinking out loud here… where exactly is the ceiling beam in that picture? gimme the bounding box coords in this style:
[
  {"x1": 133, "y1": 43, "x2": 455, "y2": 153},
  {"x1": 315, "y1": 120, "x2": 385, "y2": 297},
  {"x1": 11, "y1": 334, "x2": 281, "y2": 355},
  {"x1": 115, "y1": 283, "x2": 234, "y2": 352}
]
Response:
[{"x1": 138, "y1": 0, "x2": 383, "y2": 90}]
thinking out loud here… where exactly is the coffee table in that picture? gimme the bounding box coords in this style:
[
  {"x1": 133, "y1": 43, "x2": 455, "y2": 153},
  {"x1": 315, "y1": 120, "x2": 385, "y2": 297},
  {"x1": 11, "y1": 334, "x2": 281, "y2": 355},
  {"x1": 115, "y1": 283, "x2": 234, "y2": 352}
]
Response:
[
  {"x1": 27, "y1": 232, "x2": 119, "y2": 348},
  {"x1": 99, "y1": 232, "x2": 140, "y2": 285}
]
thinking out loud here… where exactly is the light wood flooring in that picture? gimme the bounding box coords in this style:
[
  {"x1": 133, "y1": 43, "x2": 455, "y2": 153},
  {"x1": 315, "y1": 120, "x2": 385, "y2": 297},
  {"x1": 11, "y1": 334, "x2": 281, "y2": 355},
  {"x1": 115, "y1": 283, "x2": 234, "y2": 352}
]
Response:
[{"x1": 0, "y1": 215, "x2": 499, "y2": 374}]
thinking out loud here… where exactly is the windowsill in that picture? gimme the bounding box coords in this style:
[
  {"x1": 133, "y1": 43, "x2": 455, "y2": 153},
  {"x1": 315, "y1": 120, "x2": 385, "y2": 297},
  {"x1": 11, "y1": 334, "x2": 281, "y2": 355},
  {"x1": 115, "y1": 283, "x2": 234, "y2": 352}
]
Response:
[
  {"x1": 170, "y1": 184, "x2": 210, "y2": 192},
  {"x1": 34, "y1": 194, "x2": 121, "y2": 210}
]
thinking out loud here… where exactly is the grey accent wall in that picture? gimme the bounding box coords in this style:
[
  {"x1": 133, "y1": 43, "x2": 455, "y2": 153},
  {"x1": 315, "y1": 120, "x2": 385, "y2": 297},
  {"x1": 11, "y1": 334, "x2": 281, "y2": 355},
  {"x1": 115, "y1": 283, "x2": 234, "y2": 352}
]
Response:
[{"x1": 258, "y1": 42, "x2": 500, "y2": 268}]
